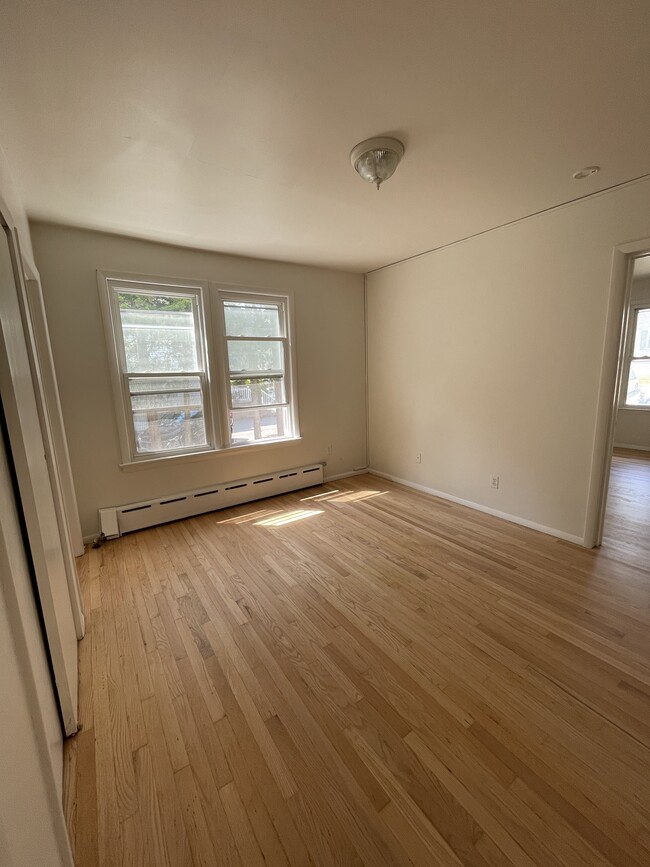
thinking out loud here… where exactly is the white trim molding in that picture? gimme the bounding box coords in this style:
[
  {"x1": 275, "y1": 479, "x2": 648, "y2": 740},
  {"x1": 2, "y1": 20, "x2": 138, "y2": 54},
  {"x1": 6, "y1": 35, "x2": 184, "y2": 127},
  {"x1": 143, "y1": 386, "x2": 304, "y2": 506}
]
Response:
[
  {"x1": 323, "y1": 468, "x2": 369, "y2": 483},
  {"x1": 613, "y1": 442, "x2": 650, "y2": 452},
  {"x1": 587, "y1": 237, "x2": 650, "y2": 548},
  {"x1": 368, "y1": 468, "x2": 585, "y2": 547}
]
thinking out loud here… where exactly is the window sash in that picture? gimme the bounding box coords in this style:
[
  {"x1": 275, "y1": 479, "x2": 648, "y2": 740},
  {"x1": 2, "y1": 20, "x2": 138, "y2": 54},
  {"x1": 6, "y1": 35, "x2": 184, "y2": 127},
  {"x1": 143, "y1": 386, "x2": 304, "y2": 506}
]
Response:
[
  {"x1": 622, "y1": 306, "x2": 650, "y2": 410},
  {"x1": 113, "y1": 289, "x2": 206, "y2": 375},
  {"x1": 630, "y1": 307, "x2": 650, "y2": 360},
  {"x1": 123, "y1": 372, "x2": 209, "y2": 397},
  {"x1": 126, "y1": 371, "x2": 211, "y2": 457},
  {"x1": 218, "y1": 294, "x2": 295, "y2": 444},
  {"x1": 228, "y1": 375, "x2": 289, "y2": 410},
  {"x1": 105, "y1": 279, "x2": 215, "y2": 459}
]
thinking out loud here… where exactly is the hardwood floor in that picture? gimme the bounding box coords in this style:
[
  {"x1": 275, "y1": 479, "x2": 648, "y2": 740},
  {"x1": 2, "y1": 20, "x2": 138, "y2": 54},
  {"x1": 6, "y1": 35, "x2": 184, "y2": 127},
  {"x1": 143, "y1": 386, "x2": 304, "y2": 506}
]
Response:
[
  {"x1": 64, "y1": 471, "x2": 650, "y2": 866},
  {"x1": 602, "y1": 448, "x2": 650, "y2": 568}
]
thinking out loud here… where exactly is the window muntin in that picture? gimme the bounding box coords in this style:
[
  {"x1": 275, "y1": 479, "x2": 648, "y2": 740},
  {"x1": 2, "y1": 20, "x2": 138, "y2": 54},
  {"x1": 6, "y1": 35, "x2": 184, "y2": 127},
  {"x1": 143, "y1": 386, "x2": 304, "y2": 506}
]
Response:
[
  {"x1": 221, "y1": 296, "x2": 294, "y2": 446},
  {"x1": 623, "y1": 307, "x2": 650, "y2": 408}
]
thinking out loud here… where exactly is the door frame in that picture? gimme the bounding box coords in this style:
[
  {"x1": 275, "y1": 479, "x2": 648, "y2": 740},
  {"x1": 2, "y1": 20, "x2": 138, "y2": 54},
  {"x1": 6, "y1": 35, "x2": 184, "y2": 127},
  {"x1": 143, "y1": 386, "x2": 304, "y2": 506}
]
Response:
[{"x1": 586, "y1": 237, "x2": 650, "y2": 548}]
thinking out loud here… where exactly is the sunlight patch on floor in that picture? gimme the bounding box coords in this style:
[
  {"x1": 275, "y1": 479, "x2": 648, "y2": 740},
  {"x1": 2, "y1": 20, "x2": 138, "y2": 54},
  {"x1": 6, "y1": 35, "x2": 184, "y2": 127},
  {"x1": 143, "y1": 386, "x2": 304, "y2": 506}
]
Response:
[
  {"x1": 255, "y1": 509, "x2": 324, "y2": 527},
  {"x1": 300, "y1": 488, "x2": 388, "y2": 505},
  {"x1": 328, "y1": 489, "x2": 388, "y2": 504},
  {"x1": 300, "y1": 489, "x2": 340, "y2": 501},
  {"x1": 217, "y1": 507, "x2": 281, "y2": 524},
  {"x1": 216, "y1": 488, "x2": 387, "y2": 530}
]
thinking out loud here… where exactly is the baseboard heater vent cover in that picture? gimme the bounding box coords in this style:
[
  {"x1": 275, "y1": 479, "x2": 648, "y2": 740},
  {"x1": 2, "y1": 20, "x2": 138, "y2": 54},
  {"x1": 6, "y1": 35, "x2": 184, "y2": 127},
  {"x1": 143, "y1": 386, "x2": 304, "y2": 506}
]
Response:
[{"x1": 98, "y1": 463, "x2": 324, "y2": 538}]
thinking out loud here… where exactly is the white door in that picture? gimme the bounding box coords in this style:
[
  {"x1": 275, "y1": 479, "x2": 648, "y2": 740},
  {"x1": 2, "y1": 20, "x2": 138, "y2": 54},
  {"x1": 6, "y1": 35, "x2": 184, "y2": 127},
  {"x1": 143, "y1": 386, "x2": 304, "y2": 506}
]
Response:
[
  {"x1": 0, "y1": 220, "x2": 78, "y2": 735},
  {"x1": 10, "y1": 233, "x2": 85, "y2": 638},
  {"x1": 0, "y1": 409, "x2": 74, "y2": 867},
  {"x1": 24, "y1": 270, "x2": 84, "y2": 559}
]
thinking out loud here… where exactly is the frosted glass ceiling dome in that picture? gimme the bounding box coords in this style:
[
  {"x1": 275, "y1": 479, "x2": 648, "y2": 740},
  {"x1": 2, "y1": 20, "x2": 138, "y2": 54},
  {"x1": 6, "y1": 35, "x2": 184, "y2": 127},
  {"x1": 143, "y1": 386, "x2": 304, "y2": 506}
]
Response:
[{"x1": 350, "y1": 136, "x2": 405, "y2": 190}]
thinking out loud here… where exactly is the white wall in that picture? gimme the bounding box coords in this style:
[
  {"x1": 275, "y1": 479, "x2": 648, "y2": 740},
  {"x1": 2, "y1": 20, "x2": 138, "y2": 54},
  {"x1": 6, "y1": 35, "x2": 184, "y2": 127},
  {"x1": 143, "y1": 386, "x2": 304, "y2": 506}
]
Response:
[
  {"x1": 31, "y1": 222, "x2": 367, "y2": 537},
  {"x1": 615, "y1": 275, "x2": 650, "y2": 450},
  {"x1": 616, "y1": 410, "x2": 650, "y2": 450},
  {"x1": 367, "y1": 178, "x2": 650, "y2": 544}
]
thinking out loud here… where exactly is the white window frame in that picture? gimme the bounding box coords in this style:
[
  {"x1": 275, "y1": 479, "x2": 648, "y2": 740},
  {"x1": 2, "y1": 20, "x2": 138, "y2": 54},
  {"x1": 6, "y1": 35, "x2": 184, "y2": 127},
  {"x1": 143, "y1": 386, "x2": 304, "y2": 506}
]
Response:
[
  {"x1": 98, "y1": 272, "x2": 300, "y2": 466},
  {"x1": 98, "y1": 272, "x2": 215, "y2": 463},
  {"x1": 215, "y1": 287, "x2": 299, "y2": 447},
  {"x1": 620, "y1": 302, "x2": 650, "y2": 411}
]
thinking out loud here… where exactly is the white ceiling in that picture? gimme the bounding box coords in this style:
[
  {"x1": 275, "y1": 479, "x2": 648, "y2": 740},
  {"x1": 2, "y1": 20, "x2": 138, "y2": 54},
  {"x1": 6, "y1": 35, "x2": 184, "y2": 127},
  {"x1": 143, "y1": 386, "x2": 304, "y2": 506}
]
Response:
[{"x1": 2, "y1": 0, "x2": 650, "y2": 273}]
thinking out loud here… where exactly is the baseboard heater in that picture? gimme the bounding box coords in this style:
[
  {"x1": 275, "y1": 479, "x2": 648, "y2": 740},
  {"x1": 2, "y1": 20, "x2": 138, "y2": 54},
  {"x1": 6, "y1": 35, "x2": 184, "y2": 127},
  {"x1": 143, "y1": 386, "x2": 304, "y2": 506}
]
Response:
[{"x1": 98, "y1": 463, "x2": 324, "y2": 538}]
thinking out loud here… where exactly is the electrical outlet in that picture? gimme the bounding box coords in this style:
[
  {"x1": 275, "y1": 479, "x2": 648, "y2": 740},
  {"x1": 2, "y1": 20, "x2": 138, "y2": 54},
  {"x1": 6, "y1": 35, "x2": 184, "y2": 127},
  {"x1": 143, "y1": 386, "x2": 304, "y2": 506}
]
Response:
[
  {"x1": 490, "y1": 475, "x2": 500, "y2": 489},
  {"x1": 416, "y1": 453, "x2": 422, "y2": 464}
]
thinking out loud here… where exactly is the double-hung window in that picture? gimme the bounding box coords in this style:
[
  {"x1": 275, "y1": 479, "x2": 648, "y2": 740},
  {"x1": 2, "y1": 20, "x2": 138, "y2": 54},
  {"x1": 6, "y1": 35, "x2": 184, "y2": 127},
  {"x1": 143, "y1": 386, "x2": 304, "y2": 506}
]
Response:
[
  {"x1": 622, "y1": 306, "x2": 650, "y2": 409},
  {"x1": 99, "y1": 273, "x2": 298, "y2": 464},
  {"x1": 102, "y1": 277, "x2": 213, "y2": 459},
  {"x1": 221, "y1": 294, "x2": 294, "y2": 446}
]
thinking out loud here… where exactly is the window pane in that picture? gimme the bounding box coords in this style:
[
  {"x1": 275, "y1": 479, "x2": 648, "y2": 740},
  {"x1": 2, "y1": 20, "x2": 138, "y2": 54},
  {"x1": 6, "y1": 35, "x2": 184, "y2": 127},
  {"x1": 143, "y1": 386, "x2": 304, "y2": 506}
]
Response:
[
  {"x1": 118, "y1": 292, "x2": 199, "y2": 373},
  {"x1": 129, "y1": 377, "x2": 207, "y2": 453},
  {"x1": 633, "y1": 308, "x2": 650, "y2": 357},
  {"x1": 230, "y1": 407, "x2": 289, "y2": 445},
  {"x1": 224, "y1": 301, "x2": 281, "y2": 337},
  {"x1": 625, "y1": 359, "x2": 650, "y2": 406},
  {"x1": 230, "y1": 375, "x2": 285, "y2": 408},
  {"x1": 227, "y1": 340, "x2": 283, "y2": 373},
  {"x1": 132, "y1": 409, "x2": 207, "y2": 453}
]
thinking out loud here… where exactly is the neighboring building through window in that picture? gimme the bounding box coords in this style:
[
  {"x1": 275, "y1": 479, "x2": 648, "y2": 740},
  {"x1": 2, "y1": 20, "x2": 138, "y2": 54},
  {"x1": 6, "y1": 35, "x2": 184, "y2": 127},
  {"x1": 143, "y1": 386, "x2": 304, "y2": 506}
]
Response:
[
  {"x1": 623, "y1": 306, "x2": 650, "y2": 408},
  {"x1": 99, "y1": 274, "x2": 298, "y2": 463}
]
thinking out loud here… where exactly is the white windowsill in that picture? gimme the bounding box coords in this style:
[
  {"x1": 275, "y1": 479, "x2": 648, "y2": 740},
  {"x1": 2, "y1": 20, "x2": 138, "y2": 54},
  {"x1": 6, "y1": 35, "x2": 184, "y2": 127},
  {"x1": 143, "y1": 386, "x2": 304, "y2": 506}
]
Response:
[
  {"x1": 619, "y1": 405, "x2": 650, "y2": 412},
  {"x1": 119, "y1": 436, "x2": 302, "y2": 472}
]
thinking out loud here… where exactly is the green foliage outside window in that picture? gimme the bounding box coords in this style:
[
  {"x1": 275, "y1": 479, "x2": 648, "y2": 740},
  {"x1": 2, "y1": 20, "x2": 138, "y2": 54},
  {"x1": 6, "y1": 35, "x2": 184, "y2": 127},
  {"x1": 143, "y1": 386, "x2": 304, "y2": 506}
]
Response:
[{"x1": 118, "y1": 292, "x2": 192, "y2": 312}]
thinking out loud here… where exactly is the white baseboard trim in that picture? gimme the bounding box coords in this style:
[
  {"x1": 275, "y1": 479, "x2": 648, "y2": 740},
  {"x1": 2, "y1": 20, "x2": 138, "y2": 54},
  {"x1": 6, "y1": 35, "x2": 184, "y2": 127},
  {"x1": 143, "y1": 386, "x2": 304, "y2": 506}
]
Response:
[
  {"x1": 367, "y1": 468, "x2": 585, "y2": 547},
  {"x1": 614, "y1": 442, "x2": 650, "y2": 452},
  {"x1": 323, "y1": 468, "x2": 369, "y2": 482}
]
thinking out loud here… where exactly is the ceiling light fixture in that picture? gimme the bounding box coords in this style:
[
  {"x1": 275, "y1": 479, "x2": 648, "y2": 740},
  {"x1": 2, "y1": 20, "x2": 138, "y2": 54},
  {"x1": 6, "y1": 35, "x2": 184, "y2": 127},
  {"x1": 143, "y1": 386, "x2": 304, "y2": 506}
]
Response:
[
  {"x1": 572, "y1": 165, "x2": 600, "y2": 180},
  {"x1": 350, "y1": 136, "x2": 404, "y2": 190}
]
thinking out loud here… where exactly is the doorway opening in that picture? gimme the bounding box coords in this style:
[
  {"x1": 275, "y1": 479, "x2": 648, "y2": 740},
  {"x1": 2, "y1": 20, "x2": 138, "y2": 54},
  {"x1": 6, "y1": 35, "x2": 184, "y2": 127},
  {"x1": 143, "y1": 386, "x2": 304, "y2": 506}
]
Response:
[{"x1": 598, "y1": 252, "x2": 650, "y2": 565}]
